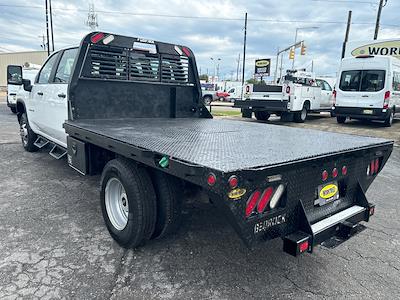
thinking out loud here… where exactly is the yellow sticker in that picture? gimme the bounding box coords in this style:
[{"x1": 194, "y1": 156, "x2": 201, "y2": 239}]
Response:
[
  {"x1": 255, "y1": 60, "x2": 270, "y2": 67},
  {"x1": 319, "y1": 184, "x2": 338, "y2": 200},
  {"x1": 228, "y1": 188, "x2": 247, "y2": 199}
]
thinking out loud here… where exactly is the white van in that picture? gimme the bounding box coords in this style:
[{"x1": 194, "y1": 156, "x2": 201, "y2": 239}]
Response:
[{"x1": 333, "y1": 55, "x2": 400, "y2": 126}]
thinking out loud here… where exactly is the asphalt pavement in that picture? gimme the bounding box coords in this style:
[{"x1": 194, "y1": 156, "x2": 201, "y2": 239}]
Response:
[{"x1": 0, "y1": 100, "x2": 399, "y2": 299}]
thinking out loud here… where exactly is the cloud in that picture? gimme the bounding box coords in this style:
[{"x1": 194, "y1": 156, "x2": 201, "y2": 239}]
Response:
[{"x1": 0, "y1": 0, "x2": 399, "y2": 79}]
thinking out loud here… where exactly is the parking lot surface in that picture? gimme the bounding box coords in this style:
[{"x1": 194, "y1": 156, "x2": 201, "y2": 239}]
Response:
[{"x1": 0, "y1": 99, "x2": 399, "y2": 299}]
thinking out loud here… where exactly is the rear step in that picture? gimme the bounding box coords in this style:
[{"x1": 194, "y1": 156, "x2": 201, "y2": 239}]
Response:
[
  {"x1": 49, "y1": 144, "x2": 67, "y2": 160},
  {"x1": 284, "y1": 204, "x2": 375, "y2": 257},
  {"x1": 33, "y1": 137, "x2": 49, "y2": 149}
]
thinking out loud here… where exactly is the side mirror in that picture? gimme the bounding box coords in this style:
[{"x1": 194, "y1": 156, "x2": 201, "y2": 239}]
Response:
[
  {"x1": 22, "y1": 79, "x2": 32, "y2": 92},
  {"x1": 7, "y1": 65, "x2": 23, "y2": 85}
]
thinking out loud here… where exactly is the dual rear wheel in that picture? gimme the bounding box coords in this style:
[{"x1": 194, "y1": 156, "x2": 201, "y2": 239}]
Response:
[{"x1": 100, "y1": 158, "x2": 183, "y2": 248}]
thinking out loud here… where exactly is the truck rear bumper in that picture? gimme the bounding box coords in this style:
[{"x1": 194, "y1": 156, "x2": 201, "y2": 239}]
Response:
[
  {"x1": 234, "y1": 99, "x2": 289, "y2": 112},
  {"x1": 334, "y1": 106, "x2": 390, "y2": 120}
]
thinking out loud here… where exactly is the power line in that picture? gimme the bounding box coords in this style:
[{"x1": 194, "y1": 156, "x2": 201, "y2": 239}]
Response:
[
  {"x1": 311, "y1": 0, "x2": 376, "y2": 4},
  {"x1": 0, "y1": 3, "x2": 399, "y2": 27}
]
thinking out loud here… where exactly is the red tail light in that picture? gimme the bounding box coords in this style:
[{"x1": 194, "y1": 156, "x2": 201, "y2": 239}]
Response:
[
  {"x1": 182, "y1": 47, "x2": 191, "y2": 57},
  {"x1": 370, "y1": 161, "x2": 375, "y2": 175},
  {"x1": 342, "y1": 165, "x2": 348, "y2": 176},
  {"x1": 322, "y1": 170, "x2": 328, "y2": 181},
  {"x1": 228, "y1": 176, "x2": 238, "y2": 189},
  {"x1": 332, "y1": 168, "x2": 338, "y2": 178},
  {"x1": 257, "y1": 187, "x2": 274, "y2": 213},
  {"x1": 384, "y1": 91, "x2": 391, "y2": 100},
  {"x1": 374, "y1": 158, "x2": 379, "y2": 173},
  {"x1": 207, "y1": 173, "x2": 216, "y2": 186},
  {"x1": 91, "y1": 32, "x2": 105, "y2": 43},
  {"x1": 332, "y1": 89, "x2": 337, "y2": 105},
  {"x1": 299, "y1": 240, "x2": 309, "y2": 253},
  {"x1": 246, "y1": 191, "x2": 261, "y2": 218}
]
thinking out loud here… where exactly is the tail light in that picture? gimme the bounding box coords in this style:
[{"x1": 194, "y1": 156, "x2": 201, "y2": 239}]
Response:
[
  {"x1": 367, "y1": 158, "x2": 380, "y2": 176},
  {"x1": 246, "y1": 191, "x2": 261, "y2": 218},
  {"x1": 342, "y1": 165, "x2": 348, "y2": 175},
  {"x1": 182, "y1": 47, "x2": 191, "y2": 57},
  {"x1": 257, "y1": 187, "x2": 274, "y2": 213},
  {"x1": 246, "y1": 85, "x2": 250, "y2": 93},
  {"x1": 322, "y1": 170, "x2": 328, "y2": 181},
  {"x1": 332, "y1": 168, "x2": 338, "y2": 178},
  {"x1": 286, "y1": 86, "x2": 291, "y2": 94},
  {"x1": 228, "y1": 176, "x2": 238, "y2": 189},
  {"x1": 332, "y1": 89, "x2": 337, "y2": 105},
  {"x1": 245, "y1": 184, "x2": 286, "y2": 218},
  {"x1": 384, "y1": 91, "x2": 390, "y2": 109},
  {"x1": 207, "y1": 173, "x2": 216, "y2": 186},
  {"x1": 91, "y1": 32, "x2": 105, "y2": 43}
]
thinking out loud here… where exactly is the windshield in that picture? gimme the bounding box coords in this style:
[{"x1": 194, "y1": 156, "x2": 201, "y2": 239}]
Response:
[{"x1": 339, "y1": 70, "x2": 385, "y2": 92}]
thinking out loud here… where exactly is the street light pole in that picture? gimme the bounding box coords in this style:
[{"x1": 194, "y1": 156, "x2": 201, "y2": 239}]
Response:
[{"x1": 291, "y1": 26, "x2": 319, "y2": 70}]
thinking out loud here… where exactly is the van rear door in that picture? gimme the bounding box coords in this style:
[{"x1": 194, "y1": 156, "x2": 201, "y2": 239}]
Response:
[{"x1": 338, "y1": 69, "x2": 386, "y2": 108}]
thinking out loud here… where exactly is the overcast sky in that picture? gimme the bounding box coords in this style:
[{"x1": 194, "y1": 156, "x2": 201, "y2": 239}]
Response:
[{"x1": 1, "y1": 0, "x2": 399, "y2": 80}]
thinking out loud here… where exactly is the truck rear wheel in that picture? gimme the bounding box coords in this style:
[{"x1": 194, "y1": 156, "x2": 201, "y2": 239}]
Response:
[
  {"x1": 294, "y1": 105, "x2": 308, "y2": 123},
  {"x1": 149, "y1": 170, "x2": 183, "y2": 239},
  {"x1": 203, "y1": 96, "x2": 212, "y2": 105},
  {"x1": 384, "y1": 109, "x2": 394, "y2": 127},
  {"x1": 336, "y1": 116, "x2": 346, "y2": 124},
  {"x1": 19, "y1": 113, "x2": 38, "y2": 152},
  {"x1": 254, "y1": 111, "x2": 270, "y2": 121},
  {"x1": 100, "y1": 158, "x2": 157, "y2": 248}
]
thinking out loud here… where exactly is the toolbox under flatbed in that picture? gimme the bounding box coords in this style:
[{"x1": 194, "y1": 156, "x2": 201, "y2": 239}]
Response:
[{"x1": 64, "y1": 118, "x2": 391, "y2": 173}]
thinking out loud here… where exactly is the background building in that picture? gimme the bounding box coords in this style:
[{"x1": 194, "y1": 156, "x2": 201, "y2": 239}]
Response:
[{"x1": 0, "y1": 51, "x2": 47, "y2": 87}]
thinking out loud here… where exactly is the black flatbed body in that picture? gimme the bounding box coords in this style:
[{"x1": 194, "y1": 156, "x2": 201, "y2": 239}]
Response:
[{"x1": 64, "y1": 118, "x2": 391, "y2": 173}]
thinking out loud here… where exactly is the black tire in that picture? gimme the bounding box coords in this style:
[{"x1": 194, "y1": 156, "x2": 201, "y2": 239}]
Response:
[
  {"x1": 242, "y1": 108, "x2": 252, "y2": 118},
  {"x1": 10, "y1": 107, "x2": 17, "y2": 114},
  {"x1": 330, "y1": 110, "x2": 336, "y2": 117},
  {"x1": 336, "y1": 116, "x2": 346, "y2": 124},
  {"x1": 19, "y1": 113, "x2": 38, "y2": 152},
  {"x1": 254, "y1": 111, "x2": 271, "y2": 121},
  {"x1": 384, "y1": 109, "x2": 394, "y2": 127},
  {"x1": 203, "y1": 96, "x2": 212, "y2": 105},
  {"x1": 149, "y1": 170, "x2": 183, "y2": 239},
  {"x1": 294, "y1": 104, "x2": 308, "y2": 123},
  {"x1": 100, "y1": 158, "x2": 157, "y2": 248}
]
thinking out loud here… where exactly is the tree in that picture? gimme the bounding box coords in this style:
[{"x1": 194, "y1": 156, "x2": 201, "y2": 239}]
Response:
[
  {"x1": 199, "y1": 74, "x2": 208, "y2": 81},
  {"x1": 246, "y1": 78, "x2": 267, "y2": 85}
]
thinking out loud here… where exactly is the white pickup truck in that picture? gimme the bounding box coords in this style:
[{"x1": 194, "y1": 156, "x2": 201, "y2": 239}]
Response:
[
  {"x1": 6, "y1": 64, "x2": 40, "y2": 114},
  {"x1": 234, "y1": 71, "x2": 334, "y2": 122}
]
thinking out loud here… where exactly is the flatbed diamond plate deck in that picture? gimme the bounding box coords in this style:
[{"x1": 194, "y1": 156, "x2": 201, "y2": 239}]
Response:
[{"x1": 65, "y1": 118, "x2": 390, "y2": 172}]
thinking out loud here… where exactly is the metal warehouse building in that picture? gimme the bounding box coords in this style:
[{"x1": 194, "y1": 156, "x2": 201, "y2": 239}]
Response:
[{"x1": 0, "y1": 51, "x2": 47, "y2": 87}]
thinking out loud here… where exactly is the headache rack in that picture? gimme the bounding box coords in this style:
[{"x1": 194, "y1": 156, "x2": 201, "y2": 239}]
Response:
[{"x1": 81, "y1": 43, "x2": 190, "y2": 84}]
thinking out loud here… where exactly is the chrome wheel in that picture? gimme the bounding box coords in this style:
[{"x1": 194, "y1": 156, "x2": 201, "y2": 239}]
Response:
[
  {"x1": 105, "y1": 177, "x2": 129, "y2": 231},
  {"x1": 20, "y1": 121, "x2": 28, "y2": 146},
  {"x1": 301, "y1": 107, "x2": 307, "y2": 121}
]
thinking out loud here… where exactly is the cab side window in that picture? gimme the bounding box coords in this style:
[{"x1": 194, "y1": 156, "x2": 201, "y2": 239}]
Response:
[
  {"x1": 37, "y1": 54, "x2": 58, "y2": 84},
  {"x1": 393, "y1": 71, "x2": 400, "y2": 92},
  {"x1": 323, "y1": 81, "x2": 332, "y2": 91},
  {"x1": 54, "y1": 48, "x2": 78, "y2": 83}
]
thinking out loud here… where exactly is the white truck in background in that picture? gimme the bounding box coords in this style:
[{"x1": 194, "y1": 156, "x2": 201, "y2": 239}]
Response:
[
  {"x1": 234, "y1": 71, "x2": 334, "y2": 122},
  {"x1": 7, "y1": 63, "x2": 41, "y2": 114},
  {"x1": 334, "y1": 55, "x2": 400, "y2": 127}
]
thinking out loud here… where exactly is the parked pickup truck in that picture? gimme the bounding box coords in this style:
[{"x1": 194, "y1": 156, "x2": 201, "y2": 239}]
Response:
[
  {"x1": 234, "y1": 71, "x2": 334, "y2": 122},
  {"x1": 10, "y1": 32, "x2": 393, "y2": 256}
]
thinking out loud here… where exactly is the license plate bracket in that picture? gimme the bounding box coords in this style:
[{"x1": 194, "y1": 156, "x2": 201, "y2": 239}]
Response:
[{"x1": 363, "y1": 109, "x2": 373, "y2": 115}]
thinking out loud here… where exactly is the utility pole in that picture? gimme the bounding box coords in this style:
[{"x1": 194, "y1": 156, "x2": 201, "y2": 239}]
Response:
[
  {"x1": 86, "y1": 3, "x2": 99, "y2": 31},
  {"x1": 236, "y1": 53, "x2": 241, "y2": 81},
  {"x1": 38, "y1": 34, "x2": 46, "y2": 50},
  {"x1": 374, "y1": 0, "x2": 387, "y2": 40},
  {"x1": 49, "y1": 0, "x2": 54, "y2": 51},
  {"x1": 241, "y1": 12, "x2": 247, "y2": 98},
  {"x1": 45, "y1": 0, "x2": 50, "y2": 56},
  {"x1": 341, "y1": 10, "x2": 352, "y2": 58}
]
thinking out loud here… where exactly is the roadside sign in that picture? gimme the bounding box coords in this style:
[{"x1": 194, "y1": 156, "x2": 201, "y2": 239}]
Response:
[
  {"x1": 345, "y1": 39, "x2": 400, "y2": 59},
  {"x1": 255, "y1": 58, "x2": 271, "y2": 76}
]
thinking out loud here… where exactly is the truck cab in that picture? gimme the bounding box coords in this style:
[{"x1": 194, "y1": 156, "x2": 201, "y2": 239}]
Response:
[{"x1": 14, "y1": 47, "x2": 78, "y2": 148}]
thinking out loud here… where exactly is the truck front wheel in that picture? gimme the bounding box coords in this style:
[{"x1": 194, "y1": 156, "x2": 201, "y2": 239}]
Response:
[
  {"x1": 254, "y1": 111, "x2": 270, "y2": 121},
  {"x1": 384, "y1": 109, "x2": 394, "y2": 127},
  {"x1": 19, "y1": 113, "x2": 38, "y2": 152},
  {"x1": 100, "y1": 158, "x2": 157, "y2": 248}
]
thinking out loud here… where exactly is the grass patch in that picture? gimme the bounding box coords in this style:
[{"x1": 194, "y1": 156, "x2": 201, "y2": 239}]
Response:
[{"x1": 211, "y1": 110, "x2": 241, "y2": 117}]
